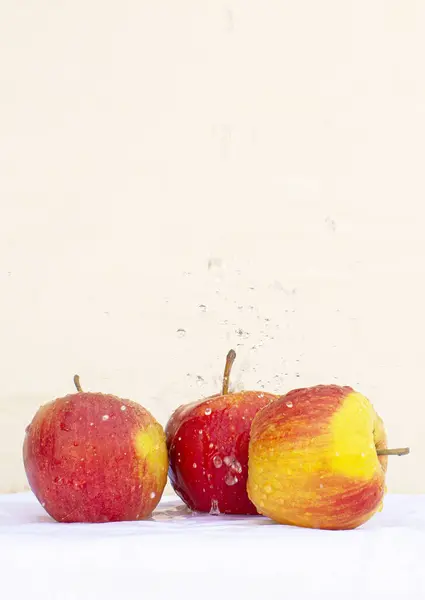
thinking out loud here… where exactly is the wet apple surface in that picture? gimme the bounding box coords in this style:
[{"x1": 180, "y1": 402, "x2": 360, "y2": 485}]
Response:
[
  {"x1": 166, "y1": 350, "x2": 277, "y2": 515},
  {"x1": 23, "y1": 376, "x2": 168, "y2": 523},
  {"x1": 247, "y1": 384, "x2": 409, "y2": 529}
]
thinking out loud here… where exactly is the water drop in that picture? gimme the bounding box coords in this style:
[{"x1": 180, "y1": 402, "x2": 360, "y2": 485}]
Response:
[
  {"x1": 178, "y1": 436, "x2": 181, "y2": 441},
  {"x1": 225, "y1": 472, "x2": 238, "y2": 486},
  {"x1": 199, "y1": 429, "x2": 203, "y2": 435},
  {"x1": 204, "y1": 407, "x2": 212, "y2": 415},
  {"x1": 102, "y1": 415, "x2": 109, "y2": 421},
  {"x1": 213, "y1": 455, "x2": 222, "y2": 468},
  {"x1": 193, "y1": 462, "x2": 197, "y2": 469},
  {"x1": 210, "y1": 499, "x2": 220, "y2": 515},
  {"x1": 90, "y1": 422, "x2": 94, "y2": 426},
  {"x1": 223, "y1": 456, "x2": 242, "y2": 473},
  {"x1": 286, "y1": 401, "x2": 293, "y2": 408},
  {"x1": 264, "y1": 484, "x2": 272, "y2": 494},
  {"x1": 177, "y1": 328, "x2": 186, "y2": 338},
  {"x1": 121, "y1": 405, "x2": 126, "y2": 411},
  {"x1": 319, "y1": 483, "x2": 324, "y2": 489},
  {"x1": 209, "y1": 443, "x2": 214, "y2": 449},
  {"x1": 235, "y1": 328, "x2": 250, "y2": 339},
  {"x1": 73, "y1": 441, "x2": 79, "y2": 447},
  {"x1": 150, "y1": 491, "x2": 156, "y2": 499}
]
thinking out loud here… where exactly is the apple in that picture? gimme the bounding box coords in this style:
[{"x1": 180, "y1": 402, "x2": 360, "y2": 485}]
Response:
[
  {"x1": 165, "y1": 350, "x2": 277, "y2": 515},
  {"x1": 247, "y1": 384, "x2": 409, "y2": 530},
  {"x1": 23, "y1": 375, "x2": 168, "y2": 523}
]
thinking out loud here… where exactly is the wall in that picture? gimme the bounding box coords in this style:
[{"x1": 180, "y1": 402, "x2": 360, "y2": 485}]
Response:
[{"x1": 1, "y1": 1, "x2": 423, "y2": 494}]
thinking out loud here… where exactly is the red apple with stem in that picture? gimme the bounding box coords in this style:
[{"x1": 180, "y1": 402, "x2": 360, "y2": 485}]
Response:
[
  {"x1": 165, "y1": 350, "x2": 277, "y2": 515},
  {"x1": 23, "y1": 375, "x2": 168, "y2": 523}
]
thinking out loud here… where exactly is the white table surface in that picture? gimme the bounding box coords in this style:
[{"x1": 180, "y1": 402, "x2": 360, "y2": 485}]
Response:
[{"x1": 1, "y1": 491, "x2": 424, "y2": 600}]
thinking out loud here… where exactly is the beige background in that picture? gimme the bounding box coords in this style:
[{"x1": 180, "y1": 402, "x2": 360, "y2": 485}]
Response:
[{"x1": 1, "y1": 1, "x2": 423, "y2": 494}]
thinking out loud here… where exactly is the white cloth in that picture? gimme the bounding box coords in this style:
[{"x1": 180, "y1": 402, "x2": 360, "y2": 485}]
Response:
[{"x1": 0, "y1": 491, "x2": 424, "y2": 600}]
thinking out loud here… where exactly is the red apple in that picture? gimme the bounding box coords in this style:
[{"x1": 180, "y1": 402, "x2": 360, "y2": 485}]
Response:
[
  {"x1": 23, "y1": 375, "x2": 168, "y2": 523},
  {"x1": 165, "y1": 350, "x2": 277, "y2": 515}
]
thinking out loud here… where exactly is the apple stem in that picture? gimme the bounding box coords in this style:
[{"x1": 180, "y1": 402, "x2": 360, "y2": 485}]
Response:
[
  {"x1": 222, "y1": 349, "x2": 236, "y2": 395},
  {"x1": 73, "y1": 374, "x2": 83, "y2": 393},
  {"x1": 377, "y1": 447, "x2": 410, "y2": 456}
]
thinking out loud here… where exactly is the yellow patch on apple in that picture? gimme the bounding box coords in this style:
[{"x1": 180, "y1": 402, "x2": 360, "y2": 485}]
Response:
[{"x1": 135, "y1": 423, "x2": 168, "y2": 484}]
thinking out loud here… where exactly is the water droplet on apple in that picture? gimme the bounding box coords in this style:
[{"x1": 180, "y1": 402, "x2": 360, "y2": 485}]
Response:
[
  {"x1": 224, "y1": 473, "x2": 238, "y2": 486},
  {"x1": 210, "y1": 499, "x2": 220, "y2": 515},
  {"x1": 199, "y1": 430, "x2": 203, "y2": 435},
  {"x1": 286, "y1": 401, "x2": 293, "y2": 408},
  {"x1": 150, "y1": 491, "x2": 156, "y2": 499},
  {"x1": 209, "y1": 442, "x2": 214, "y2": 449},
  {"x1": 178, "y1": 437, "x2": 182, "y2": 441},
  {"x1": 90, "y1": 422, "x2": 94, "y2": 426},
  {"x1": 102, "y1": 415, "x2": 109, "y2": 421},
  {"x1": 223, "y1": 456, "x2": 242, "y2": 473},
  {"x1": 213, "y1": 455, "x2": 222, "y2": 468},
  {"x1": 73, "y1": 441, "x2": 79, "y2": 447},
  {"x1": 193, "y1": 462, "x2": 197, "y2": 469},
  {"x1": 319, "y1": 483, "x2": 324, "y2": 488},
  {"x1": 264, "y1": 484, "x2": 272, "y2": 493},
  {"x1": 177, "y1": 328, "x2": 186, "y2": 338},
  {"x1": 204, "y1": 407, "x2": 212, "y2": 415},
  {"x1": 258, "y1": 393, "x2": 265, "y2": 398},
  {"x1": 121, "y1": 405, "x2": 127, "y2": 411}
]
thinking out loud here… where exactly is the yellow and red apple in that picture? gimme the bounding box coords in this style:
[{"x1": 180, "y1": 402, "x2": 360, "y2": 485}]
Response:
[
  {"x1": 23, "y1": 376, "x2": 168, "y2": 522},
  {"x1": 247, "y1": 384, "x2": 409, "y2": 530}
]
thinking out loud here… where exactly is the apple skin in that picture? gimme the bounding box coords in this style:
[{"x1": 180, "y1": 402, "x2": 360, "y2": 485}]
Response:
[
  {"x1": 247, "y1": 384, "x2": 388, "y2": 530},
  {"x1": 23, "y1": 391, "x2": 168, "y2": 523},
  {"x1": 165, "y1": 391, "x2": 276, "y2": 515}
]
